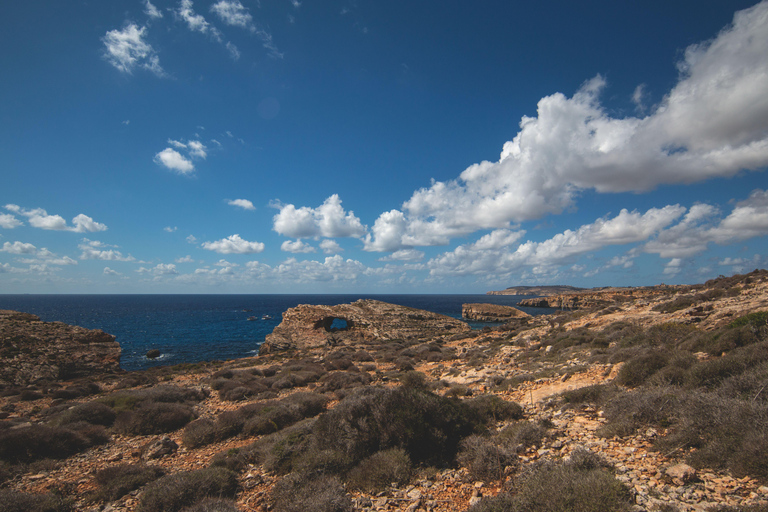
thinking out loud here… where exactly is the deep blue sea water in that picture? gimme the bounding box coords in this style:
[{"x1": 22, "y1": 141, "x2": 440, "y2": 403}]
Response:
[{"x1": 0, "y1": 294, "x2": 555, "y2": 371}]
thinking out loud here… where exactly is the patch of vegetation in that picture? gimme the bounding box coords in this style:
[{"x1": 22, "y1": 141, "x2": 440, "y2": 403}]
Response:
[
  {"x1": 456, "y1": 434, "x2": 517, "y2": 482},
  {"x1": 137, "y1": 467, "x2": 239, "y2": 512},
  {"x1": 347, "y1": 448, "x2": 412, "y2": 492},
  {"x1": 468, "y1": 449, "x2": 631, "y2": 512},
  {"x1": 0, "y1": 424, "x2": 108, "y2": 464},
  {"x1": 270, "y1": 473, "x2": 352, "y2": 512},
  {"x1": 94, "y1": 464, "x2": 165, "y2": 501},
  {"x1": 0, "y1": 490, "x2": 72, "y2": 512}
]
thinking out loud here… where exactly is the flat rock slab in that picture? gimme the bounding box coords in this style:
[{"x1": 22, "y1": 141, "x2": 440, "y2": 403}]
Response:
[{"x1": 261, "y1": 299, "x2": 470, "y2": 353}]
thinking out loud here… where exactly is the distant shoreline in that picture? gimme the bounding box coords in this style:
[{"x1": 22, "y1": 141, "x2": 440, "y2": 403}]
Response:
[{"x1": 486, "y1": 285, "x2": 587, "y2": 296}]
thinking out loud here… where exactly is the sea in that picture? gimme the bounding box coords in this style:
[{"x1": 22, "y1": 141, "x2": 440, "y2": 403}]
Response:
[{"x1": 0, "y1": 294, "x2": 555, "y2": 372}]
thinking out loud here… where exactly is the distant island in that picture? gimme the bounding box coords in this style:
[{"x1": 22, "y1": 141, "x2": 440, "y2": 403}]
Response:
[{"x1": 486, "y1": 285, "x2": 587, "y2": 296}]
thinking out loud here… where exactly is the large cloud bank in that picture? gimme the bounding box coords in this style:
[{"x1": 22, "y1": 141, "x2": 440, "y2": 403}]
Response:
[{"x1": 364, "y1": 1, "x2": 768, "y2": 252}]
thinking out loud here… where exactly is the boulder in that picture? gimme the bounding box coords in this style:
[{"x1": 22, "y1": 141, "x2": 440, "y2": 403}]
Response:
[
  {"x1": 461, "y1": 303, "x2": 530, "y2": 322},
  {"x1": 261, "y1": 299, "x2": 470, "y2": 354},
  {"x1": 0, "y1": 310, "x2": 121, "y2": 386}
]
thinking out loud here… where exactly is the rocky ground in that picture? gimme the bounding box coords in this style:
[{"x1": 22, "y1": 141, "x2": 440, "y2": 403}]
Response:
[{"x1": 2, "y1": 270, "x2": 768, "y2": 512}]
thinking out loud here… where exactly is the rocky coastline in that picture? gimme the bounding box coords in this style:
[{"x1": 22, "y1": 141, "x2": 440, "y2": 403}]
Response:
[{"x1": 1, "y1": 270, "x2": 768, "y2": 512}]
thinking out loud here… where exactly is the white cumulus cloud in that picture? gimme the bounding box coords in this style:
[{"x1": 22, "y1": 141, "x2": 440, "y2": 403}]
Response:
[
  {"x1": 281, "y1": 240, "x2": 316, "y2": 253},
  {"x1": 272, "y1": 195, "x2": 366, "y2": 239},
  {"x1": 1, "y1": 241, "x2": 37, "y2": 254},
  {"x1": 78, "y1": 239, "x2": 135, "y2": 261},
  {"x1": 0, "y1": 213, "x2": 21, "y2": 229},
  {"x1": 228, "y1": 199, "x2": 256, "y2": 210},
  {"x1": 319, "y1": 239, "x2": 342, "y2": 254},
  {"x1": 4, "y1": 205, "x2": 107, "y2": 233},
  {"x1": 154, "y1": 148, "x2": 195, "y2": 174},
  {"x1": 202, "y1": 234, "x2": 265, "y2": 254},
  {"x1": 366, "y1": 2, "x2": 768, "y2": 251}
]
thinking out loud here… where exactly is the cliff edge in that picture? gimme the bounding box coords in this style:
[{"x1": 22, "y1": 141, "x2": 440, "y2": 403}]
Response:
[
  {"x1": 0, "y1": 310, "x2": 121, "y2": 386},
  {"x1": 261, "y1": 299, "x2": 470, "y2": 353}
]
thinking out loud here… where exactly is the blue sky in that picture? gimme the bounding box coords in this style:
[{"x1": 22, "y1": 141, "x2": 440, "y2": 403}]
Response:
[{"x1": 2, "y1": 0, "x2": 768, "y2": 294}]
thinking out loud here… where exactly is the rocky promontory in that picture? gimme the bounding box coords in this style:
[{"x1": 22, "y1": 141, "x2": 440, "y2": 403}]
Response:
[
  {"x1": 261, "y1": 299, "x2": 470, "y2": 353},
  {"x1": 518, "y1": 285, "x2": 678, "y2": 310},
  {"x1": 461, "y1": 303, "x2": 531, "y2": 323},
  {"x1": 486, "y1": 285, "x2": 587, "y2": 296},
  {"x1": 0, "y1": 310, "x2": 121, "y2": 386}
]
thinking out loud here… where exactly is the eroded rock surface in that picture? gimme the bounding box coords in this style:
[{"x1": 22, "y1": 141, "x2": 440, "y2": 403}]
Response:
[
  {"x1": 518, "y1": 286, "x2": 677, "y2": 310},
  {"x1": 461, "y1": 303, "x2": 531, "y2": 322},
  {"x1": 0, "y1": 310, "x2": 121, "y2": 386},
  {"x1": 261, "y1": 299, "x2": 470, "y2": 353}
]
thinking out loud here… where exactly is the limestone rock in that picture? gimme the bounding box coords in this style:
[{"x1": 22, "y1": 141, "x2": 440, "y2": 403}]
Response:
[
  {"x1": 462, "y1": 303, "x2": 530, "y2": 322},
  {"x1": 0, "y1": 310, "x2": 121, "y2": 386},
  {"x1": 261, "y1": 299, "x2": 470, "y2": 354},
  {"x1": 666, "y1": 463, "x2": 697, "y2": 484},
  {"x1": 141, "y1": 435, "x2": 178, "y2": 460}
]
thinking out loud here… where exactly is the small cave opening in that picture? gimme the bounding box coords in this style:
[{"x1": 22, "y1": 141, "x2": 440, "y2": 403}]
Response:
[{"x1": 315, "y1": 316, "x2": 352, "y2": 332}]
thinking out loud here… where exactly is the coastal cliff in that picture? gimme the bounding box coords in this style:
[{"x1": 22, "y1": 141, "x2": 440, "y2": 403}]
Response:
[
  {"x1": 2, "y1": 270, "x2": 768, "y2": 511},
  {"x1": 518, "y1": 286, "x2": 679, "y2": 310},
  {"x1": 487, "y1": 285, "x2": 587, "y2": 296},
  {"x1": 261, "y1": 299, "x2": 470, "y2": 353},
  {"x1": 0, "y1": 309, "x2": 121, "y2": 386},
  {"x1": 461, "y1": 303, "x2": 531, "y2": 322}
]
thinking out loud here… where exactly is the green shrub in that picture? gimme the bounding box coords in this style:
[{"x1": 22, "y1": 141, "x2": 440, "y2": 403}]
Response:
[
  {"x1": 347, "y1": 448, "x2": 412, "y2": 492},
  {"x1": 0, "y1": 490, "x2": 72, "y2": 512},
  {"x1": 94, "y1": 464, "x2": 165, "y2": 501},
  {"x1": 270, "y1": 473, "x2": 351, "y2": 512},
  {"x1": 137, "y1": 467, "x2": 239, "y2": 512}
]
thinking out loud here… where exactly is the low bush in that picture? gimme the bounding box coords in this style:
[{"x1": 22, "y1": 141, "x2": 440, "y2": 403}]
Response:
[
  {"x1": 113, "y1": 402, "x2": 195, "y2": 435},
  {"x1": 182, "y1": 418, "x2": 219, "y2": 449},
  {"x1": 0, "y1": 490, "x2": 72, "y2": 512},
  {"x1": 469, "y1": 450, "x2": 631, "y2": 512},
  {"x1": 0, "y1": 424, "x2": 105, "y2": 463},
  {"x1": 597, "y1": 388, "x2": 680, "y2": 438},
  {"x1": 137, "y1": 467, "x2": 239, "y2": 512},
  {"x1": 313, "y1": 385, "x2": 480, "y2": 468},
  {"x1": 50, "y1": 402, "x2": 116, "y2": 427},
  {"x1": 270, "y1": 473, "x2": 352, "y2": 512},
  {"x1": 181, "y1": 499, "x2": 240, "y2": 512},
  {"x1": 457, "y1": 435, "x2": 517, "y2": 482},
  {"x1": 94, "y1": 464, "x2": 165, "y2": 501},
  {"x1": 347, "y1": 448, "x2": 412, "y2": 492},
  {"x1": 465, "y1": 394, "x2": 524, "y2": 422},
  {"x1": 317, "y1": 371, "x2": 371, "y2": 394},
  {"x1": 498, "y1": 421, "x2": 548, "y2": 452}
]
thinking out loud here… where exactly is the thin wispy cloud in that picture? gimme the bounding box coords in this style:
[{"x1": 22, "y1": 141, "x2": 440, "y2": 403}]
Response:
[{"x1": 102, "y1": 24, "x2": 165, "y2": 76}]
